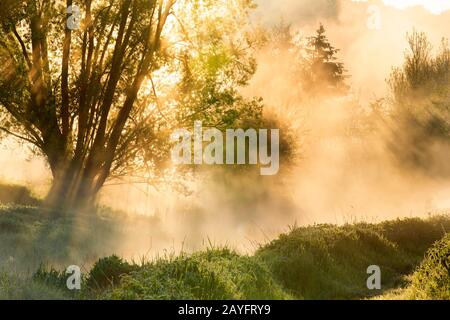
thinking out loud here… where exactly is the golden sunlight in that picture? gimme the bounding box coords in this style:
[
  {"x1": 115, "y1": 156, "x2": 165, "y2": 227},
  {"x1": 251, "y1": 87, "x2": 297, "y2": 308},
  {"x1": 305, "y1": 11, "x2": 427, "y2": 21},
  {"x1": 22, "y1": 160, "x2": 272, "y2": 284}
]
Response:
[
  {"x1": 382, "y1": 0, "x2": 450, "y2": 14},
  {"x1": 1, "y1": 0, "x2": 450, "y2": 303}
]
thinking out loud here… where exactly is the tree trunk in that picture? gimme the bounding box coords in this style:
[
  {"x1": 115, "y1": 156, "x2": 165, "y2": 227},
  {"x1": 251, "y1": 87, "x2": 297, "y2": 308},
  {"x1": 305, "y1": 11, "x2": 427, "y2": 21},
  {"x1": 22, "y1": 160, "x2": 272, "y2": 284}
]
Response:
[{"x1": 44, "y1": 159, "x2": 100, "y2": 212}]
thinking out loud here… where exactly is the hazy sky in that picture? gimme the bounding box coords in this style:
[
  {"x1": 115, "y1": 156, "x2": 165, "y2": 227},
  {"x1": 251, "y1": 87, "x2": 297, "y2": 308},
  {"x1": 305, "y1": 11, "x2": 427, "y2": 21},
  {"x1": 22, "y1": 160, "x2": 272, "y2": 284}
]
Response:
[
  {"x1": 382, "y1": 0, "x2": 450, "y2": 14},
  {"x1": 254, "y1": 0, "x2": 450, "y2": 100}
]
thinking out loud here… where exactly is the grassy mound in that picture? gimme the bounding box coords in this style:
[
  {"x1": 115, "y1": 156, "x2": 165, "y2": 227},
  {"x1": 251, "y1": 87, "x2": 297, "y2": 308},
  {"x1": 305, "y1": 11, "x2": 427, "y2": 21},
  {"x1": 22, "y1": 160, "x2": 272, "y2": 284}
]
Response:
[
  {"x1": 102, "y1": 249, "x2": 291, "y2": 300},
  {"x1": 407, "y1": 234, "x2": 450, "y2": 299},
  {"x1": 257, "y1": 216, "x2": 450, "y2": 299},
  {"x1": 0, "y1": 201, "x2": 448, "y2": 300}
]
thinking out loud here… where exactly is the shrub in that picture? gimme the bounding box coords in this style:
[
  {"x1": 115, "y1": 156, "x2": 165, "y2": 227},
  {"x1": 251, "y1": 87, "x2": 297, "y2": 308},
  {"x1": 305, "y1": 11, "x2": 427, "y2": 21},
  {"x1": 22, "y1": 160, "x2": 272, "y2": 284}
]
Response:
[
  {"x1": 409, "y1": 234, "x2": 450, "y2": 299},
  {"x1": 87, "y1": 255, "x2": 138, "y2": 290},
  {"x1": 104, "y1": 249, "x2": 291, "y2": 300},
  {"x1": 1, "y1": 270, "x2": 69, "y2": 300}
]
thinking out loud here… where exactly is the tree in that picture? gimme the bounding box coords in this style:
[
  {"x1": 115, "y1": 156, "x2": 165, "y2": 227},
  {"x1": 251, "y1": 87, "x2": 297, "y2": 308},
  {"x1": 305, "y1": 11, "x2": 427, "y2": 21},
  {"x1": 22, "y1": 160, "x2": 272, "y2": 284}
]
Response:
[
  {"x1": 304, "y1": 24, "x2": 348, "y2": 96},
  {"x1": 171, "y1": 0, "x2": 262, "y2": 130},
  {"x1": 0, "y1": 0, "x2": 260, "y2": 209}
]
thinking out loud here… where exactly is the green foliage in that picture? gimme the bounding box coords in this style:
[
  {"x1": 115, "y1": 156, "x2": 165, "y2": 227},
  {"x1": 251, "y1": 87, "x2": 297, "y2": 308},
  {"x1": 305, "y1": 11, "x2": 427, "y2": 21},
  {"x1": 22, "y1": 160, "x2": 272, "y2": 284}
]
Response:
[
  {"x1": 304, "y1": 24, "x2": 349, "y2": 96},
  {"x1": 173, "y1": 1, "x2": 263, "y2": 131},
  {"x1": 257, "y1": 216, "x2": 450, "y2": 299},
  {"x1": 104, "y1": 249, "x2": 291, "y2": 300},
  {"x1": 388, "y1": 31, "x2": 450, "y2": 174},
  {"x1": 408, "y1": 234, "x2": 450, "y2": 299},
  {"x1": 262, "y1": 22, "x2": 349, "y2": 100},
  {"x1": 0, "y1": 203, "x2": 449, "y2": 300},
  {"x1": 87, "y1": 255, "x2": 138, "y2": 290},
  {"x1": 33, "y1": 264, "x2": 70, "y2": 291},
  {"x1": 0, "y1": 204, "x2": 150, "y2": 273},
  {"x1": 379, "y1": 216, "x2": 450, "y2": 258},
  {"x1": 0, "y1": 270, "x2": 70, "y2": 300},
  {"x1": 0, "y1": 0, "x2": 265, "y2": 206}
]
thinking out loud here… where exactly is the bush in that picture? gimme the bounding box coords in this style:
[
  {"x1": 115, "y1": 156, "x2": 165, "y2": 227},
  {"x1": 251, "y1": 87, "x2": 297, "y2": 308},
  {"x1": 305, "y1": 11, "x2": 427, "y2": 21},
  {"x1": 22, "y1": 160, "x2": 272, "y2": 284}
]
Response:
[
  {"x1": 387, "y1": 32, "x2": 450, "y2": 176},
  {"x1": 408, "y1": 234, "x2": 450, "y2": 299},
  {"x1": 104, "y1": 249, "x2": 291, "y2": 300},
  {"x1": 87, "y1": 255, "x2": 138, "y2": 290}
]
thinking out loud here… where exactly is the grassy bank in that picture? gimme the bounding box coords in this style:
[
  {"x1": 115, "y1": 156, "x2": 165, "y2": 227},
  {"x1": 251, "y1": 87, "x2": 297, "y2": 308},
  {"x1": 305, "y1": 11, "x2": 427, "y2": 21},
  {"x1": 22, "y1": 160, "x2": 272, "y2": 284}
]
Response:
[
  {"x1": 378, "y1": 234, "x2": 450, "y2": 300},
  {"x1": 0, "y1": 204, "x2": 449, "y2": 300},
  {"x1": 257, "y1": 216, "x2": 450, "y2": 299}
]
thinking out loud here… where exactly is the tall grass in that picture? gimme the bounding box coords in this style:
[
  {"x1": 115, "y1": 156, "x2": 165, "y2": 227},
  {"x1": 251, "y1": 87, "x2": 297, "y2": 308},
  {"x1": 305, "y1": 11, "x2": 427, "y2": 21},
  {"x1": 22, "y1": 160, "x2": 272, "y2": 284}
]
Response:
[
  {"x1": 103, "y1": 249, "x2": 292, "y2": 300},
  {"x1": 0, "y1": 202, "x2": 448, "y2": 300},
  {"x1": 407, "y1": 234, "x2": 450, "y2": 299},
  {"x1": 256, "y1": 216, "x2": 450, "y2": 299}
]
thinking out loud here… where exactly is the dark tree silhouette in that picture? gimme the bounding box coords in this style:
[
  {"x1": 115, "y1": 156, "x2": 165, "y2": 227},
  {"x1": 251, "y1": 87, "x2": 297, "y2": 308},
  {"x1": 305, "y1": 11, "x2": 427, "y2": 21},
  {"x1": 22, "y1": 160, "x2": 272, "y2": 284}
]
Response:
[
  {"x1": 0, "y1": 0, "x2": 177, "y2": 209},
  {"x1": 304, "y1": 24, "x2": 349, "y2": 96},
  {"x1": 0, "y1": 0, "x2": 260, "y2": 210}
]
